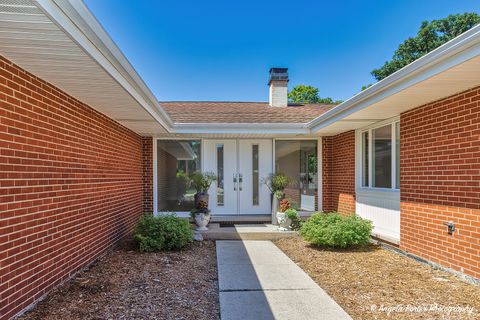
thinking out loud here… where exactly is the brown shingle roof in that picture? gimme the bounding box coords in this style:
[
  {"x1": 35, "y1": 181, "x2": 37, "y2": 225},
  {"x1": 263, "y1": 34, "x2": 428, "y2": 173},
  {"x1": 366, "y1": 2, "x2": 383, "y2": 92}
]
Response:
[{"x1": 160, "y1": 101, "x2": 336, "y2": 124}]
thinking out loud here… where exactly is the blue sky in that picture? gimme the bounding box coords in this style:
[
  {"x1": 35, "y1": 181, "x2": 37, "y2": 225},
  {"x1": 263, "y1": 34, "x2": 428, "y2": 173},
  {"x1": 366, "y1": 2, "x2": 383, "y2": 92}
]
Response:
[{"x1": 83, "y1": 0, "x2": 479, "y2": 102}]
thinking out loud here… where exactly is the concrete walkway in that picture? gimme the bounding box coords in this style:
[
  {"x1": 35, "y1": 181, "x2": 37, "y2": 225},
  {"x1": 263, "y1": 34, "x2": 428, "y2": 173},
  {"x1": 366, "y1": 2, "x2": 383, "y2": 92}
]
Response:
[{"x1": 216, "y1": 240, "x2": 352, "y2": 320}]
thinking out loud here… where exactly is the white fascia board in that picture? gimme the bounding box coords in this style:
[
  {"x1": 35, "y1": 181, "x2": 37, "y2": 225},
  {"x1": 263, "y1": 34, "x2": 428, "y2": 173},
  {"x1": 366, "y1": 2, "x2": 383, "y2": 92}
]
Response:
[
  {"x1": 308, "y1": 24, "x2": 480, "y2": 133},
  {"x1": 173, "y1": 123, "x2": 311, "y2": 135},
  {"x1": 35, "y1": 0, "x2": 174, "y2": 131}
]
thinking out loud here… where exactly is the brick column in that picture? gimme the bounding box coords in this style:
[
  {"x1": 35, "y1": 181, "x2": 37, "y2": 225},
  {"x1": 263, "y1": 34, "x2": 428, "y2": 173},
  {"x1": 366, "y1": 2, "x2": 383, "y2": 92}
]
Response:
[{"x1": 142, "y1": 137, "x2": 153, "y2": 213}]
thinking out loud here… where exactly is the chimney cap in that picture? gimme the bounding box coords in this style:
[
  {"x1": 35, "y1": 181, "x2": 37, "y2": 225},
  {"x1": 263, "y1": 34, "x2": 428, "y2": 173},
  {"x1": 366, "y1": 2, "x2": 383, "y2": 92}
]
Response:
[{"x1": 268, "y1": 67, "x2": 289, "y2": 84}]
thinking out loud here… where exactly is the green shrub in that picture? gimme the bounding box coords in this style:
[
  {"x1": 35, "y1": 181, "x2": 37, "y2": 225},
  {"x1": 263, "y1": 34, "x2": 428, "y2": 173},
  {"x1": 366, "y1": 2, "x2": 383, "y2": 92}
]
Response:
[
  {"x1": 134, "y1": 213, "x2": 193, "y2": 251},
  {"x1": 284, "y1": 208, "x2": 302, "y2": 231},
  {"x1": 300, "y1": 212, "x2": 372, "y2": 248}
]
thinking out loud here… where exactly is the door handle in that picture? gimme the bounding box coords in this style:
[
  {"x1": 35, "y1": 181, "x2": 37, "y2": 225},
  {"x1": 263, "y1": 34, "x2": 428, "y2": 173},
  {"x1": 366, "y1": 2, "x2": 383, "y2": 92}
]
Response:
[
  {"x1": 238, "y1": 173, "x2": 243, "y2": 191},
  {"x1": 233, "y1": 173, "x2": 237, "y2": 191}
]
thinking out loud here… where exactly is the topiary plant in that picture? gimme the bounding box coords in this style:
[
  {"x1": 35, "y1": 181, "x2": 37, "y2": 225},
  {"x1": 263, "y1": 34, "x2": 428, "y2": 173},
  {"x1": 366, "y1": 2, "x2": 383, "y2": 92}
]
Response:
[
  {"x1": 134, "y1": 213, "x2": 193, "y2": 251},
  {"x1": 300, "y1": 212, "x2": 372, "y2": 248}
]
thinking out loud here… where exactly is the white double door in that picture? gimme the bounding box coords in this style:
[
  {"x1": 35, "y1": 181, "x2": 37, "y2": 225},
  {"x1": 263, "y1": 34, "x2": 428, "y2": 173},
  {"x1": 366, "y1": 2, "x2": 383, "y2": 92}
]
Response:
[{"x1": 204, "y1": 140, "x2": 272, "y2": 215}]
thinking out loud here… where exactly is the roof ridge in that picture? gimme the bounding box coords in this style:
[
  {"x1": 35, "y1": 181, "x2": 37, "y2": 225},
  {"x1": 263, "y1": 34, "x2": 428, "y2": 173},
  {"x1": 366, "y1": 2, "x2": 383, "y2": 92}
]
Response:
[{"x1": 159, "y1": 101, "x2": 339, "y2": 107}]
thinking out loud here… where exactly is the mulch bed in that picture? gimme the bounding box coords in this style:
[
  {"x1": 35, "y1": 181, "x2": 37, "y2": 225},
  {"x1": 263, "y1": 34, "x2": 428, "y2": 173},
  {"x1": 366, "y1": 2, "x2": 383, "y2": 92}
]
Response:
[
  {"x1": 275, "y1": 237, "x2": 479, "y2": 320},
  {"x1": 19, "y1": 240, "x2": 219, "y2": 320}
]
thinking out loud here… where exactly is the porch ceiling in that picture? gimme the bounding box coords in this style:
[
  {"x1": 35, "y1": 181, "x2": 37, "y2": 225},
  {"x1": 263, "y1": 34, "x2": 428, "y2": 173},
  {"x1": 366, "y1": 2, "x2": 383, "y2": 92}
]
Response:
[{"x1": 0, "y1": 0, "x2": 172, "y2": 136}]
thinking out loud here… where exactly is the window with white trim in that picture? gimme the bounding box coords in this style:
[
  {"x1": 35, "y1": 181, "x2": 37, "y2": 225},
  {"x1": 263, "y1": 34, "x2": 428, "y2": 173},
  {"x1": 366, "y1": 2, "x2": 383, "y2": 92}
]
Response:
[{"x1": 360, "y1": 121, "x2": 400, "y2": 189}]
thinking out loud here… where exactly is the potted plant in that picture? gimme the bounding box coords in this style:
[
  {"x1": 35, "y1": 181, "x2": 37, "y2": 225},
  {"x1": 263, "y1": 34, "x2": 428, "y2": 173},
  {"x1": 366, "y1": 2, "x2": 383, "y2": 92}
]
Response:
[
  {"x1": 285, "y1": 208, "x2": 301, "y2": 230},
  {"x1": 190, "y1": 171, "x2": 217, "y2": 208},
  {"x1": 263, "y1": 173, "x2": 290, "y2": 224},
  {"x1": 190, "y1": 171, "x2": 216, "y2": 230},
  {"x1": 190, "y1": 201, "x2": 211, "y2": 231},
  {"x1": 277, "y1": 199, "x2": 294, "y2": 230}
]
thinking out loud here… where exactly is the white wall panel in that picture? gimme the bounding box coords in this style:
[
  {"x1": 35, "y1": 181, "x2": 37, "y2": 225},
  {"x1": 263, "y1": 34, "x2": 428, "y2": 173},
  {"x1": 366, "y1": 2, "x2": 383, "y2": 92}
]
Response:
[{"x1": 356, "y1": 190, "x2": 400, "y2": 243}]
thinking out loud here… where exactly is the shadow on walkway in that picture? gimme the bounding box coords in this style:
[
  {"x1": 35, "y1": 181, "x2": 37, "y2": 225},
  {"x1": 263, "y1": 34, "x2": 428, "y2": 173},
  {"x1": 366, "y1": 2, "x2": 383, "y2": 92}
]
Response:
[{"x1": 216, "y1": 240, "x2": 352, "y2": 320}]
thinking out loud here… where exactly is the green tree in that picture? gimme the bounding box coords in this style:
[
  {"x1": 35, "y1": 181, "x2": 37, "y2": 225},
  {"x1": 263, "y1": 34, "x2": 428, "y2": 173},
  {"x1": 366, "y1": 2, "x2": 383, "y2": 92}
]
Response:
[
  {"x1": 361, "y1": 84, "x2": 373, "y2": 91},
  {"x1": 288, "y1": 84, "x2": 342, "y2": 104},
  {"x1": 288, "y1": 85, "x2": 319, "y2": 103},
  {"x1": 371, "y1": 13, "x2": 480, "y2": 81}
]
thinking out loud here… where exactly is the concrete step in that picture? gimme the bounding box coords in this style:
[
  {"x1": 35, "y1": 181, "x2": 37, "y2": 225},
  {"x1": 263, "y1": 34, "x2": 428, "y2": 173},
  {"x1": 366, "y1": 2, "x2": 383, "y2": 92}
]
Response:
[
  {"x1": 210, "y1": 214, "x2": 271, "y2": 223},
  {"x1": 198, "y1": 223, "x2": 298, "y2": 240}
]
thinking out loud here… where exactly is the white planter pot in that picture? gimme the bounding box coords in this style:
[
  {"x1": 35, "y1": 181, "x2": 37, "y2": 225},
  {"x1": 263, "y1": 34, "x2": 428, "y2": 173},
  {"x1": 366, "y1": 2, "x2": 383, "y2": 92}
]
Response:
[
  {"x1": 194, "y1": 212, "x2": 211, "y2": 231},
  {"x1": 271, "y1": 197, "x2": 278, "y2": 225},
  {"x1": 276, "y1": 212, "x2": 291, "y2": 231}
]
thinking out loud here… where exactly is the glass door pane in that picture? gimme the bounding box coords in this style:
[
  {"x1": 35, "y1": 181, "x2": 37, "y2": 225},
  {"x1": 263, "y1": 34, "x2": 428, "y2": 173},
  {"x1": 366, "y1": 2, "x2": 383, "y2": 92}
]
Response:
[
  {"x1": 217, "y1": 144, "x2": 224, "y2": 206},
  {"x1": 252, "y1": 144, "x2": 259, "y2": 206},
  {"x1": 275, "y1": 140, "x2": 318, "y2": 211}
]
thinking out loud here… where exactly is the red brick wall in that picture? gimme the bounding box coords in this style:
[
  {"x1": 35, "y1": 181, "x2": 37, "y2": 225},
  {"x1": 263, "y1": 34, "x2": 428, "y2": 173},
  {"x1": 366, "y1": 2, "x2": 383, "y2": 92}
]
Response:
[
  {"x1": 322, "y1": 136, "x2": 333, "y2": 211},
  {"x1": 322, "y1": 131, "x2": 356, "y2": 215},
  {"x1": 0, "y1": 55, "x2": 144, "y2": 319},
  {"x1": 400, "y1": 86, "x2": 480, "y2": 279},
  {"x1": 142, "y1": 137, "x2": 153, "y2": 213}
]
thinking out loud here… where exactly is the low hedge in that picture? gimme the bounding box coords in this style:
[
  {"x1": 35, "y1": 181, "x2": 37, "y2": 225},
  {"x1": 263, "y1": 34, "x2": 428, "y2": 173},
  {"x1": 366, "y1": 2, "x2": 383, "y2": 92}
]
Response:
[
  {"x1": 300, "y1": 212, "x2": 372, "y2": 248},
  {"x1": 134, "y1": 213, "x2": 193, "y2": 251}
]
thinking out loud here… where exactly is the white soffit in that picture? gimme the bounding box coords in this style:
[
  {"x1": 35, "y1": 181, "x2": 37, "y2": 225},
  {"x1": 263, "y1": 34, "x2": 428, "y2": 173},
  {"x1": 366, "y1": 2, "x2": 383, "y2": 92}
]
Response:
[
  {"x1": 155, "y1": 132, "x2": 316, "y2": 139},
  {"x1": 344, "y1": 56, "x2": 480, "y2": 120},
  {"x1": 0, "y1": 0, "x2": 172, "y2": 135},
  {"x1": 310, "y1": 25, "x2": 480, "y2": 135}
]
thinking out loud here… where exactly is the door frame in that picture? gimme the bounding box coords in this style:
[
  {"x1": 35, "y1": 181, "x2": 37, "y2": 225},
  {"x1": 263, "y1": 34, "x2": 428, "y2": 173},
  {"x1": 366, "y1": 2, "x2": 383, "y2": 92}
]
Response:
[{"x1": 152, "y1": 137, "x2": 323, "y2": 217}]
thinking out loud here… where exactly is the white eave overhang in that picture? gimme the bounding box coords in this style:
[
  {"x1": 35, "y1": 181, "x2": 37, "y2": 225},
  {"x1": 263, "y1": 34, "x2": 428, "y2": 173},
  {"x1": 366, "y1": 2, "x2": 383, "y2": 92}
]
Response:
[
  {"x1": 307, "y1": 24, "x2": 480, "y2": 135},
  {"x1": 0, "y1": 0, "x2": 173, "y2": 135},
  {"x1": 172, "y1": 122, "x2": 311, "y2": 136}
]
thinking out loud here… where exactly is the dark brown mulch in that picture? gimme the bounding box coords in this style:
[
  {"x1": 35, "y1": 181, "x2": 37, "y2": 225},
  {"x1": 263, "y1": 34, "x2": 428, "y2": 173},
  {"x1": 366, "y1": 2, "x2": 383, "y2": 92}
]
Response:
[
  {"x1": 20, "y1": 240, "x2": 219, "y2": 320},
  {"x1": 275, "y1": 237, "x2": 479, "y2": 320}
]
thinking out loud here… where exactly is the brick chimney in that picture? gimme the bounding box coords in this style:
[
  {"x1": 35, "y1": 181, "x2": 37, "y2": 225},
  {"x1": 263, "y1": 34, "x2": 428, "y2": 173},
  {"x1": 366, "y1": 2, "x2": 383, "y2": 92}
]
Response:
[{"x1": 268, "y1": 68, "x2": 288, "y2": 107}]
